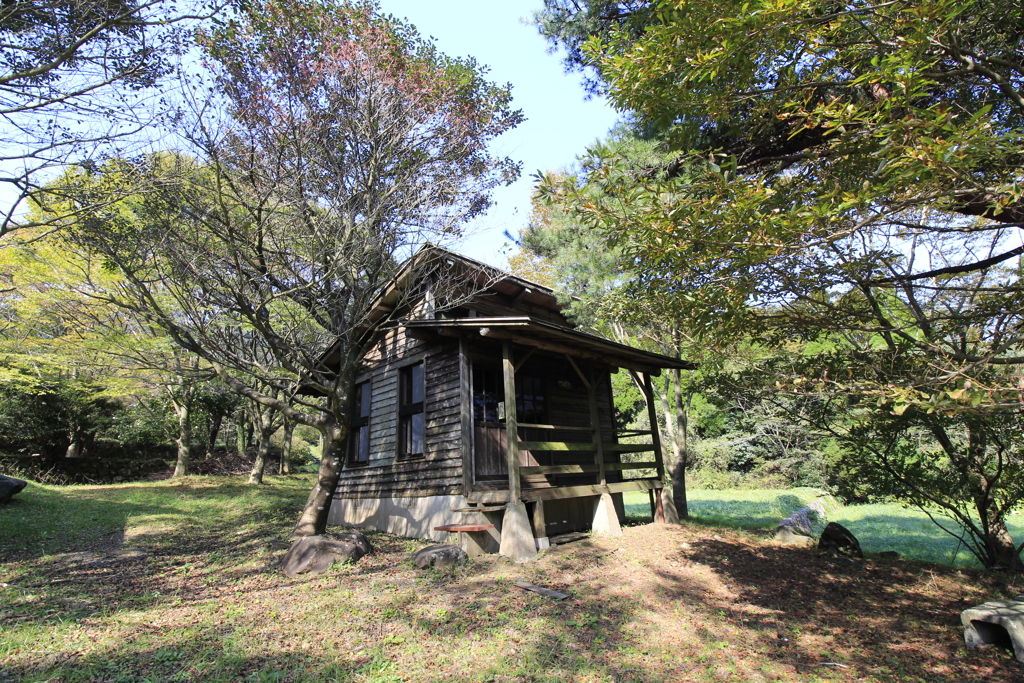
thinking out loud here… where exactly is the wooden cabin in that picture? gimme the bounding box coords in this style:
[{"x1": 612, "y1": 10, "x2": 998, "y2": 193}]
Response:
[{"x1": 326, "y1": 247, "x2": 694, "y2": 561}]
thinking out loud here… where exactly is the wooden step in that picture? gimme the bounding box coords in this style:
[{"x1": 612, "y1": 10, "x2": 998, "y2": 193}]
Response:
[
  {"x1": 434, "y1": 523, "x2": 495, "y2": 533},
  {"x1": 451, "y1": 506, "x2": 505, "y2": 513}
]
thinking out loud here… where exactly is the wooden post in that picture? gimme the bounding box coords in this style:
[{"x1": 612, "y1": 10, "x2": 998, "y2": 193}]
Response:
[
  {"x1": 648, "y1": 489, "x2": 656, "y2": 520},
  {"x1": 654, "y1": 487, "x2": 665, "y2": 524},
  {"x1": 459, "y1": 338, "x2": 474, "y2": 496},
  {"x1": 587, "y1": 368, "x2": 606, "y2": 487},
  {"x1": 643, "y1": 373, "x2": 666, "y2": 484},
  {"x1": 502, "y1": 341, "x2": 521, "y2": 501}
]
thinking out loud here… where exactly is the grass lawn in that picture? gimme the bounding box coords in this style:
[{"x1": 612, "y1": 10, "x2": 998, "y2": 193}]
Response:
[
  {"x1": 622, "y1": 488, "x2": 1024, "y2": 569},
  {"x1": 2, "y1": 476, "x2": 1022, "y2": 682}
]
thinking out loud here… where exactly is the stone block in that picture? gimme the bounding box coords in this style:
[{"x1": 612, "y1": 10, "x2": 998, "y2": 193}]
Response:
[
  {"x1": 499, "y1": 501, "x2": 537, "y2": 562},
  {"x1": 414, "y1": 544, "x2": 468, "y2": 569},
  {"x1": 962, "y1": 599, "x2": 1024, "y2": 662},
  {"x1": 592, "y1": 492, "x2": 623, "y2": 536}
]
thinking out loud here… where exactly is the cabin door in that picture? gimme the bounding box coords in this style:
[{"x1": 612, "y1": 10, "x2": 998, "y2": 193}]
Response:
[{"x1": 472, "y1": 364, "x2": 507, "y2": 481}]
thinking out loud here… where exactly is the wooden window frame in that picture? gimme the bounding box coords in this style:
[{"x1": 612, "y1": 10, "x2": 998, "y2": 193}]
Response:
[
  {"x1": 348, "y1": 380, "x2": 372, "y2": 467},
  {"x1": 397, "y1": 361, "x2": 425, "y2": 459}
]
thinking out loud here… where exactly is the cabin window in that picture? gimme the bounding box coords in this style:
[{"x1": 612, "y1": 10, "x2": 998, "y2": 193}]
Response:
[
  {"x1": 349, "y1": 381, "x2": 372, "y2": 466},
  {"x1": 398, "y1": 362, "x2": 425, "y2": 458},
  {"x1": 517, "y1": 375, "x2": 547, "y2": 424},
  {"x1": 472, "y1": 366, "x2": 547, "y2": 424},
  {"x1": 473, "y1": 366, "x2": 503, "y2": 423}
]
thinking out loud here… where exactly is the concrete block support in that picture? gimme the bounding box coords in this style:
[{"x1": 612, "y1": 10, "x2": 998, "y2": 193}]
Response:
[
  {"x1": 531, "y1": 500, "x2": 550, "y2": 551},
  {"x1": 500, "y1": 501, "x2": 538, "y2": 562},
  {"x1": 962, "y1": 599, "x2": 1024, "y2": 662},
  {"x1": 592, "y1": 492, "x2": 623, "y2": 536},
  {"x1": 326, "y1": 494, "x2": 467, "y2": 542}
]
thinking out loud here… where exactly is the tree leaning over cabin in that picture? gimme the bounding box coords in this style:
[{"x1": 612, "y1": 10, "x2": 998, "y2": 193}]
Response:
[
  {"x1": 537, "y1": 0, "x2": 1024, "y2": 568},
  {"x1": 61, "y1": 0, "x2": 521, "y2": 538}
]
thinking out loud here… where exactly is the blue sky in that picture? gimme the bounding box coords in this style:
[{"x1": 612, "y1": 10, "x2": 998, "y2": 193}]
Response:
[
  {"x1": 379, "y1": 1, "x2": 620, "y2": 267},
  {"x1": 0, "y1": 1, "x2": 618, "y2": 268}
]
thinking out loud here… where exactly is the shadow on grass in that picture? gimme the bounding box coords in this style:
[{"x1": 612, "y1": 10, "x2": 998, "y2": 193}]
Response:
[
  {"x1": 6, "y1": 479, "x2": 1022, "y2": 683},
  {"x1": 647, "y1": 534, "x2": 1021, "y2": 682},
  {"x1": 2, "y1": 626, "x2": 379, "y2": 683}
]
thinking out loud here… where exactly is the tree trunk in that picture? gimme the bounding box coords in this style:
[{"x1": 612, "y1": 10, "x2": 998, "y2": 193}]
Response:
[
  {"x1": 236, "y1": 408, "x2": 248, "y2": 455},
  {"x1": 983, "y1": 517, "x2": 1022, "y2": 569},
  {"x1": 65, "y1": 428, "x2": 82, "y2": 459},
  {"x1": 292, "y1": 359, "x2": 356, "y2": 538},
  {"x1": 671, "y1": 368, "x2": 690, "y2": 520},
  {"x1": 280, "y1": 418, "x2": 294, "y2": 474},
  {"x1": 929, "y1": 421, "x2": 1022, "y2": 570},
  {"x1": 656, "y1": 373, "x2": 690, "y2": 521},
  {"x1": 167, "y1": 381, "x2": 195, "y2": 478},
  {"x1": 206, "y1": 412, "x2": 224, "y2": 459},
  {"x1": 248, "y1": 407, "x2": 276, "y2": 485},
  {"x1": 293, "y1": 422, "x2": 346, "y2": 537},
  {"x1": 172, "y1": 397, "x2": 192, "y2": 478}
]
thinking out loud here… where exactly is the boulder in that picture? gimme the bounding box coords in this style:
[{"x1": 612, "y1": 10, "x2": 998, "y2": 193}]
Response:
[
  {"x1": 331, "y1": 531, "x2": 373, "y2": 556},
  {"x1": 818, "y1": 521, "x2": 863, "y2": 559},
  {"x1": 281, "y1": 535, "x2": 366, "y2": 578},
  {"x1": 414, "y1": 544, "x2": 468, "y2": 570},
  {"x1": 774, "y1": 506, "x2": 818, "y2": 545},
  {"x1": 0, "y1": 475, "x2": 27, "y2": 504},
  {"x1": 774, "y1": 525, "x2": 814, "y2": 546},
  {"x1": 807, "y1": 498, "x2": 828, "y2": 519}
]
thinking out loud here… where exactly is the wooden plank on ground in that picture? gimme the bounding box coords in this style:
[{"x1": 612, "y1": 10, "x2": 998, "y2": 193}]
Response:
[
  {"x1": 548, "y1": 532, "x2": 589, "y2": 545},
  {"x1": 514, "y1": 581, "x2": 570, "y2": 600}
]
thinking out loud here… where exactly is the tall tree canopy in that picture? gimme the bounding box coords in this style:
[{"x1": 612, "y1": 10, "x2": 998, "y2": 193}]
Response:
[
  {"x1": 536, "y1": 0, "x2": 1024, "y2": 569},
  {"x1": 55, "y1": 0, "x2": 521, "y2": 536},
  {"x1": 0, "y1": 0, "x2": 214, "y2": 236}
]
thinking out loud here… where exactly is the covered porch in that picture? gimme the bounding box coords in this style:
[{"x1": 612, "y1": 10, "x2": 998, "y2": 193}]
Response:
[{"x1": 406, "y1": 316, "x2": 695, "y2": 561}]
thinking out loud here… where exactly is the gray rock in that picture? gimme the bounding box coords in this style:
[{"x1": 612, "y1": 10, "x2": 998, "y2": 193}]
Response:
[
  {"x1": 331, "y1": 531, "x2": 373, "y2": 556},
  {"x1": 962, "y1": 599, "x2": 1024, "y2": 662},
  {"x1": 281, "y1": 535, "x2": 365, "y2": 578},
  {"x1": 774, "y1": 505, "x2": 822, "y2": 545},
  {"x1": 0, "y1": 475, "x2": 27, "y2": 504},
  {"x1": 414, "y1": 544, "x2": 468, "y2": 569},
  {"x1": 320, "y1": 539, "x2": 364, "y2": 563},
  {"x1": 774, "y1": 525, "x2": 814, "y2": 546},
  {"x1": 818, "y1": 521, "x2": 863, "y2": 559}
]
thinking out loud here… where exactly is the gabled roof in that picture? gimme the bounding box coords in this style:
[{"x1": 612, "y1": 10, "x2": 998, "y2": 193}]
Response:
[
  {"x1": 360, "y1": 244, "x2": 563, "y2": 331},
  {"x1": 336, "y1": 244, "x2": 695, "y2": 376}
]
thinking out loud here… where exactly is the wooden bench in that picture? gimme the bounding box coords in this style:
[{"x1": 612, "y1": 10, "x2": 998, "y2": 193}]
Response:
[{"x1": 434, "y1": 523, "x2": 497, "y2": 558}]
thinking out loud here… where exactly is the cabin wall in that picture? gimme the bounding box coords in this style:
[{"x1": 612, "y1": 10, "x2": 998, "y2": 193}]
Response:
[{"x1": 328, "y1": 325, "x2": 465, "y2": 536}]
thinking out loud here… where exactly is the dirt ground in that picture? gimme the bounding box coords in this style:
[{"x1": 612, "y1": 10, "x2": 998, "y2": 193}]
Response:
[
  {"x1": 4, "y1": 493, "x2": 1024, "y2": 682},
  {"x1": 478, "y1": 522, "x2": 1024, "y2": 682}
]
